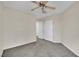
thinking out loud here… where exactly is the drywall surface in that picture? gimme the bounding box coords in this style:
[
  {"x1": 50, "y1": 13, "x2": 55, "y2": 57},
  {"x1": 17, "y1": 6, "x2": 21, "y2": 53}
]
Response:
[
  {"x1": 3, "y1": 7, "x2": 36, "y2": 49},
  {"x1": 0, "y1": 2, "x2": 3, "y2": 56},
  {"x1": 43, "y1": 20, "x2": 53, "y2": 42},
  {"x1": 36, "y1": 21, "x2": 43, "y2": 39},
  {"x1": 62, "y1": 2, "x2": 79, "y2": 56}
]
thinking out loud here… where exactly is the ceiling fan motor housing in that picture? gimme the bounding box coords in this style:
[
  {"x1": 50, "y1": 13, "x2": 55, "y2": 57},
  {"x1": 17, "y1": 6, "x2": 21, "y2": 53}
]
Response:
[{"x1": 39, "y1": 2, "x2": 46, "y2": 7}]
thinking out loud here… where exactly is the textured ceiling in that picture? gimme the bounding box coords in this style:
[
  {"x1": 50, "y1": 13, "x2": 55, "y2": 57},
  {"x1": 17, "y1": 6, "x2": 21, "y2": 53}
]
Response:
[{"x1": 3, "y1": 1, "x2": 74, "y2": 19}]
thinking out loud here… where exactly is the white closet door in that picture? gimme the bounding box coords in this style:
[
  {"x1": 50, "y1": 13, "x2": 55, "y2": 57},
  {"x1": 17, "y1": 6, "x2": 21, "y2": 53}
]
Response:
[
  {"x1": 43, "y1": 20, "x2": 54, "y2": 42},
  {"x1": 36, "y1": 21, "x2": 43, "y2": 39}
]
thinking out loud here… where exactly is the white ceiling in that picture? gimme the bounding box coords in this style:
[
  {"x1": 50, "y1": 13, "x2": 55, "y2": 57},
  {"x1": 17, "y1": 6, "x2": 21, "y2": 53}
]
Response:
[{"x1": 3, "y1": 1, "x2": 74, "y2": 19}]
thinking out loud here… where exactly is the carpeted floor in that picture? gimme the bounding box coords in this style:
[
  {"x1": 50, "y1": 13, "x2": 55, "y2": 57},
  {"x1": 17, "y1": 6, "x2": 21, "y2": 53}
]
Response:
[{"x1": 2, "y1": 39, "x2": 77, "y2": 57}]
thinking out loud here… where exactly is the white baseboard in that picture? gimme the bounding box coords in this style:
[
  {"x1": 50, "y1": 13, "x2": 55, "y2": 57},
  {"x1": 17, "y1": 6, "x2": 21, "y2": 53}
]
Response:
[
  {"x1": 62, "y1": 42, "x2": 79, "y2": 56},
  {"x1": 52, "y1": 41, "x2": 61, "y2": 43}
]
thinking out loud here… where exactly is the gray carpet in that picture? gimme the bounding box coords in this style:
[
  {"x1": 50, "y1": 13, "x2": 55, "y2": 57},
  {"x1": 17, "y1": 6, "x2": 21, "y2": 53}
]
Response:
[{"x1": 2, "y1": 39, "x2": 77, "y2": 57}]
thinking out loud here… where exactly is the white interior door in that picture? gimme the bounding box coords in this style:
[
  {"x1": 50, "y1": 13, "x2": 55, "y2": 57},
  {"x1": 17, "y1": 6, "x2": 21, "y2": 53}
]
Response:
[
  {"x1": 36, "y1": 21, "x2": 43, "y2": 39},
  {"x1": 43, "y1": 20, "x2": 54, "y2": 42}
]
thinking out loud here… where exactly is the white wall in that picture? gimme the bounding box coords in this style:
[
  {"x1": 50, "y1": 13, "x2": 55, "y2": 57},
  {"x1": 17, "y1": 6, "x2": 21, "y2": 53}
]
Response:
[
  {"x1": 62, "y1": 2, "x2": 79, "y2": 56},
  {"x1": 3, "y1": 7, "x2": 36, "y2": 49},
  {"x1": 0, "y1": 2, "x2": 3, "y2": 56},
  {"x1": 43, "y1": 20, "x2": 53, "y2": 42},
  {"x1": 36, "y1": 21, "x2": 43, "y2": 39}
]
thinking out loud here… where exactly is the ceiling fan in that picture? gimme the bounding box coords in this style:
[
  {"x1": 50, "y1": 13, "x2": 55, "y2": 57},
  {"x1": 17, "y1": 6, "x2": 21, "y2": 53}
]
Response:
[{"x1": 31, "y1": 1, "x2": 56, "y2": 13}]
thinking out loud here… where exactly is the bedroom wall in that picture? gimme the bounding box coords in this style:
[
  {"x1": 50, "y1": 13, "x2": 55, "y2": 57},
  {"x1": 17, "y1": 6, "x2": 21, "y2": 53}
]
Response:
[
  {"x1": 3, "y1": 7, "x2": 36, "y2": 49},
  {"x1": 62, "y1": 2, "x2": 79, "y2": 56},
  {"x1": 0, "y1": 2, "x2": 3, "y2": 56}
]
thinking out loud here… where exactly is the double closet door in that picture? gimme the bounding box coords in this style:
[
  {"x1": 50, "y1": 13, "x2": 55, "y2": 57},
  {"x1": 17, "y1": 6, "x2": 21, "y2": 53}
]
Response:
[
  {"x1": 43, "y1": 20, "x2": 54, "y2": 42},
  {"x1": 36, "y1": 20, "x2": 54, "y2": 42}
]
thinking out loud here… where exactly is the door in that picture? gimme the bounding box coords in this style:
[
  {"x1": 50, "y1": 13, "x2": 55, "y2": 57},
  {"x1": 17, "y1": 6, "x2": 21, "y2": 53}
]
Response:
[
  {"x1": 36, "y1": 21, "x2": 43, "y2": 39},
  {"x1": 43, "y1": 20, "x2": 54, "y2": 42}
]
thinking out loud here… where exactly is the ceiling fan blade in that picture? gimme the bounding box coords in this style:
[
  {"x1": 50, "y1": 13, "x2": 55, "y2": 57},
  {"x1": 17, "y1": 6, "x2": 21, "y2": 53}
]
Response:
[
  {"x1": 31, "y1": 6, "x2": 40, "y2": 11},
  {"x1": 32, "y1": 1, "x2": 38, "y2": 4},
  {"x1": 45, "y1": 6, "x2": 56, "y2": 10}
]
